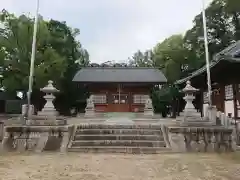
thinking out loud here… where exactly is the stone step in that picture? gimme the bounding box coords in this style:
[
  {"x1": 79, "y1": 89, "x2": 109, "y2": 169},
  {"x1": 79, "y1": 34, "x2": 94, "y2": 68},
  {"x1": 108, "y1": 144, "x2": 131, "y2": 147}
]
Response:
[
  {"x1": 74, "y1": 134, "x2": 164, "y2": 141},
  {"x1": 68, "y1": 146, "x2": 170, "y2": 154},
  {"x1": 71, "y1": 140, "x2": 166, "y2": 147},
  {"x1": 75, "y1": 128, "x2": 163, "y2": 135},
  {"x1": 77, "y1": 124, "x2": 161, "y2": 130},
  {"x1": 68, "y1": 124, "x2": 169, "y2": 154}
]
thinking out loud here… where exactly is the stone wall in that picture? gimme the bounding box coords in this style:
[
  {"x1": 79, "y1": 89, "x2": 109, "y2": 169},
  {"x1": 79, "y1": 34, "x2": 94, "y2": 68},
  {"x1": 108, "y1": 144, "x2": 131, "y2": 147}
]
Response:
[
  {"x1": 168, "y1": 126, "x2": 237, "y2": 153},
  {"x1": 1, "y1": 125, "x2": 72, "y2": 153}
]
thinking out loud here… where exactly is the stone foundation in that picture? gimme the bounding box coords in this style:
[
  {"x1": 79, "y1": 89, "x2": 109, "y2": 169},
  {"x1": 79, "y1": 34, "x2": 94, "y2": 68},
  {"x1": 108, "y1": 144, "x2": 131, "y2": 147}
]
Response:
[
  {"x1": 1, "y1": 113, "x2": 239, "y2": 154},
  {"x1": 168, "y1": 126, "x2": 237, "y2": 153},
  {"x1": 1, "y1": 125, "x2": 72, "y2": 153},
  {"x1": 25, "y1": 115, "x2": 67, "y2": 126}
]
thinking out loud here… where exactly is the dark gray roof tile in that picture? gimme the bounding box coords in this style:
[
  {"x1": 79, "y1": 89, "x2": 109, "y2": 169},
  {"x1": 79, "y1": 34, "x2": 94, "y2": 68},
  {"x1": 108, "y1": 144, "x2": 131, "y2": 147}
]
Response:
[{"x1": 73, "y1": 67, "x2": 167, "y2": 83}]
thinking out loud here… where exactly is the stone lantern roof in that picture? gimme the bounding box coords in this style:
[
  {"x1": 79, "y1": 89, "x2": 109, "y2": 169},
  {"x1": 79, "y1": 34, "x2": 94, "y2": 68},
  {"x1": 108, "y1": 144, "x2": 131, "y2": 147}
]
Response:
[
  {"x1": 182, "y1": 81, "x2": 199, "y2": 93},
  {"x1": 40, "y1": 80, "x2": 59, "y2": 94}
]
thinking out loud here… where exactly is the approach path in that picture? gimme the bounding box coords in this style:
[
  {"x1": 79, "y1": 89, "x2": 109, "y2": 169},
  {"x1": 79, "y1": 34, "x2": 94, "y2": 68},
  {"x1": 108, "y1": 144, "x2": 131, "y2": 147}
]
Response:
[{"x1": 0, "y1": 152, "x2": 240, "y2": 180}]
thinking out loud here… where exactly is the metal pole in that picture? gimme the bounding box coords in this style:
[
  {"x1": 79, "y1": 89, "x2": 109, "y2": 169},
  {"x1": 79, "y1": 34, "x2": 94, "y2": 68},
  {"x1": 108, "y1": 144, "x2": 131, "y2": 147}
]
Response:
[
  {"x1": 201, "y1": 0, "x2": 212, "y2": 107},
  {"x1": 27, "y1": 0, "x2": 40, "y2": 118}
]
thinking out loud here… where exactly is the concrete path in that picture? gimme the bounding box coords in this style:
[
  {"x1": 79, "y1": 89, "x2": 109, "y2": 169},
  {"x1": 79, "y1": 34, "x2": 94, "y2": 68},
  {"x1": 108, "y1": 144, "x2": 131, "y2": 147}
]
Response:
[{"x1": 0, "y1": 153, "x2": 239, "y2": 179}]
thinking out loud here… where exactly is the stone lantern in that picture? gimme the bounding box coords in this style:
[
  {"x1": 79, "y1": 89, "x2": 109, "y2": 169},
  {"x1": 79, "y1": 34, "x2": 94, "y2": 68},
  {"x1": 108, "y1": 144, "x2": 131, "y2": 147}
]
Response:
[
  {"x1": 38, "y1": 80, "x2": 59, "y2": 117},
  {"x1": 180, "y1": 80, "x2": 201, "y2": 123}
]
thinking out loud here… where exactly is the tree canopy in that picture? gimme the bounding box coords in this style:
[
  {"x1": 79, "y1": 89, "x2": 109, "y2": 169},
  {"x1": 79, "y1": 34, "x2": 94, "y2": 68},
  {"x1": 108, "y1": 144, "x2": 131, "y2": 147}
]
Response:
[
  {"x1": 128, "y1": 0, "x2": 240, "y2": 83},
  {"x1": 0, "y1": 9, "x2": 89, "y2": 114}
]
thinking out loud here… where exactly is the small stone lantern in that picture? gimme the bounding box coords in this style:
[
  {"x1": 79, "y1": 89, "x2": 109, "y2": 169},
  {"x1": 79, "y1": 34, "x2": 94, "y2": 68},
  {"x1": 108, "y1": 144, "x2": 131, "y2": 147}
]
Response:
[{"x1": 38, "y1": 80, "x2": 59, "y2": 116}]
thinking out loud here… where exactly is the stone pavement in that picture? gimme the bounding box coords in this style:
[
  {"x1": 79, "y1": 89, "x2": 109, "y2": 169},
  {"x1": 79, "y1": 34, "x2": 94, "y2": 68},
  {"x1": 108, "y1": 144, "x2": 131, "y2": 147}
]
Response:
[{"x1": 0, "y1": 153, "x2": 239, "y2": 180}]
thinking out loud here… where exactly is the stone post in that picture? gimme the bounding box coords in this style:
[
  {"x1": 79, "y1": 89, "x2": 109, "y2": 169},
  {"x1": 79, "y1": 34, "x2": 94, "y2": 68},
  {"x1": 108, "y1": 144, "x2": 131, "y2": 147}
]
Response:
[
  {"x1": 22, "y1": 104, "x2": 34, "y2": 116},
  {"x1": 168, "y1": 133, "x2": 186, "y2": 152},
  {"x1": 35, "y1": 132, "x2": 49, "y2": 153},
  {"x1": 208, "y1": 106, "x2": 217, "y2": 125},
  {"x1": 1, "y1": 131, "x2": 13, "y2": 152},
  {"x1": 60, "y1": 132, "x2": 69, "y2": 153}
]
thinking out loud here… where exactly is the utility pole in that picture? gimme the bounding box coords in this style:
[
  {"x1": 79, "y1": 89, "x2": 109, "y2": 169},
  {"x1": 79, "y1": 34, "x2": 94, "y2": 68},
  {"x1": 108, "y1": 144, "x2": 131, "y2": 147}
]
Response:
[
  {"x1": 201, "y1": 0, "x2": 212, "y2": 107},
  {"x1": 26, "y1": 0, "x2": 40, "y2": 120}
]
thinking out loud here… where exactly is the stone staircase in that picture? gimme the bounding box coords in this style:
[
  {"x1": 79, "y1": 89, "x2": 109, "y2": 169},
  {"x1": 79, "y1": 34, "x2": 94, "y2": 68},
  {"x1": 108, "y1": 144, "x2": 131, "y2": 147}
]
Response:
[{"x1": 68, "y1": 124, "x2": 171, "y2": 153}]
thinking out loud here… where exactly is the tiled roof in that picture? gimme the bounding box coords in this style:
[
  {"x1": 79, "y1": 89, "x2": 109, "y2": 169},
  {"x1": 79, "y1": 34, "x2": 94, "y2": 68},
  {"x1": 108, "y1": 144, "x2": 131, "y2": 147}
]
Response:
[{"x1": 73, "y1": 67, "x2": 167, "y2": 83}]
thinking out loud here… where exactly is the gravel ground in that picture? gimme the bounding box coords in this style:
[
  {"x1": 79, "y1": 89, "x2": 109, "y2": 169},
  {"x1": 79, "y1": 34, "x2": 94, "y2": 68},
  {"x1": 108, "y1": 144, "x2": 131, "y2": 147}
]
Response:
[{"x1": 0, "y1": 152, "x2": 240, "y2": 180}]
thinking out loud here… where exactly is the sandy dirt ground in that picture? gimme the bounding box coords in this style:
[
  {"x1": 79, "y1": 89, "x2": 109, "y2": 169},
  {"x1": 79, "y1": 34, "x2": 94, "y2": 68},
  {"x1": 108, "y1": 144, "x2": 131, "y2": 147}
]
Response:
[{"x1": 0, "y1": 152, "x2": 240, "y2": 180}]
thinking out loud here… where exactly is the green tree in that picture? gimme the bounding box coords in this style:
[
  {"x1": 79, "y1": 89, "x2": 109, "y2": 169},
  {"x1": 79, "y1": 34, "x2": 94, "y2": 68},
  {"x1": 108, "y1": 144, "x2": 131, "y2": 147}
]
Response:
[
  {"x1": 184, "y1": 0, "x2": 236, "y2": 63},
  {"x1": 151, "y1": 85, "x2": 181, "y2": 117},
  {"x1": 153, "y1": 34, "x2": 194, "y2": 82},
  {"x1": 128, "y1": 50, "x2": 155, "y2": 67},
  {"x1": 47, "y1": 20, "x2": 89, "y2": 114},
  {"x1": 0, "y1": 10, "x2": 89, "y2": 114},
  {"x1": 224, "y1": 0, "x2": 240, "y2": 40},
  {"x1": 0, "y1": 10, "x2": 67, "y2": 93}
]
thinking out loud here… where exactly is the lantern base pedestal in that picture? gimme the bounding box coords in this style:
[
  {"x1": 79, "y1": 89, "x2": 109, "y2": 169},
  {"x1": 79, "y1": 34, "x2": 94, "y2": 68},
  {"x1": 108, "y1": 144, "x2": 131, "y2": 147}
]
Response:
[
  {"x1": 143, "y1": 108, "x2": 154, "y2": 116},
  {"x1": 177, "y1": 109, "x2": 209, "y2": 126},
  {"x1": 84, "y1": 107, "x2": 96, "y2": 117},
  {"x1": 176, "y1": 108, "x2": 215, "y2": 126},
  {"x1": 38, "y1": 108, "x2": 59, "y2": 117}
]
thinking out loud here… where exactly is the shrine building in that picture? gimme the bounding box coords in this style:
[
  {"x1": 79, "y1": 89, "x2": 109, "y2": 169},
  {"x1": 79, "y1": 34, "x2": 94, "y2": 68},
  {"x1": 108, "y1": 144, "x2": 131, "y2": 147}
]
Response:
[
  {"x1": 73, "y1": 67, "x2": 167, "y2": 112},
  {"x1": 175, "y1": 40, "x2": 240, "y2": 119}
]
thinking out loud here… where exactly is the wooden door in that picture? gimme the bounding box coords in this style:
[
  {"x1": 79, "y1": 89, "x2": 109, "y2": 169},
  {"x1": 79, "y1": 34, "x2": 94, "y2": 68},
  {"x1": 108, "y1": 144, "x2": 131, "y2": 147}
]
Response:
[{"x1": 110, "y1": 94, "x2": 129, "y2": 112}]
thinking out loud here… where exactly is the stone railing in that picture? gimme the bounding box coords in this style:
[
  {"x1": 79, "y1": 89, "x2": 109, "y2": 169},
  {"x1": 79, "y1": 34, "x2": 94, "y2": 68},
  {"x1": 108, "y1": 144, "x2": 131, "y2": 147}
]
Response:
[
  {"x1": 0, "y1": 125, "x2": 72, "y2": 153},
  {"x1": 204, "y1": 106, "x2": 240, "y2": 145},
  {"x1": 168, "y1": 126, "x2": 237, "y2": 152},
  {"x1": 216, "y1": 111, "x2": 235, "y2": 127},
  {"x1": 203, "y1": 104, "x2": 237, "y2": 127}
]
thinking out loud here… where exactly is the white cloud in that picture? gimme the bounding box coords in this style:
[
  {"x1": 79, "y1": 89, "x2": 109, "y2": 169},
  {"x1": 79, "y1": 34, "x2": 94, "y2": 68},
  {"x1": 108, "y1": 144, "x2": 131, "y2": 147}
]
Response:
[{"x1": 1, "y1": 0, "x2": 213, "y2": 63}]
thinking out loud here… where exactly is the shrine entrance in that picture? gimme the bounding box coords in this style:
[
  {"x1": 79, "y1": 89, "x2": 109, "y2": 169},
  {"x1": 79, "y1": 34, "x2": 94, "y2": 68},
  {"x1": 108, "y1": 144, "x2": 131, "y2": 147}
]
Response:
[
  {"x1": 111, "y1": 93, "x2": 129, "y2": 112},
  {"x1": 108, "y1": 84, "x2": 129, "y2": 112}
]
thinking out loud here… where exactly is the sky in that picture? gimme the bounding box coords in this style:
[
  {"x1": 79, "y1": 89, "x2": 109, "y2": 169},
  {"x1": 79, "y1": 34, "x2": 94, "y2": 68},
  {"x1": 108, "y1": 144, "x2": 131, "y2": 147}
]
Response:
[{"x1": 1, "y1": 0, "x2": 213, "y2": 63}]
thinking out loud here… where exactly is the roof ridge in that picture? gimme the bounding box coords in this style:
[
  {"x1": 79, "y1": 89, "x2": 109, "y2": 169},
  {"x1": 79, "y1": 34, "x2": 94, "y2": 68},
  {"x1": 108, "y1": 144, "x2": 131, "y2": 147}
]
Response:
[{"x1": 213, "y1": 40, "x2": 240, "y2": 60}]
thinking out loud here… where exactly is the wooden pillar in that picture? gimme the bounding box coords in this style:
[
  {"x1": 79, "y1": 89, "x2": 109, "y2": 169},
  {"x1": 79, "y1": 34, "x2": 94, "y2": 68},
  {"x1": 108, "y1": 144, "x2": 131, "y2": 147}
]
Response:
[
  {"x1": 129, "y1": 92, "x2": 132, "y2": 112},
  {"x1": 233, "y1": 83, "x2": 238, "y2": 119},
  {"x1": 199, "y1": 89, "x2": 204, "y2": 117},
  {"x1": 219, "y1": 83, "x2": 225, "y2": 112}
]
